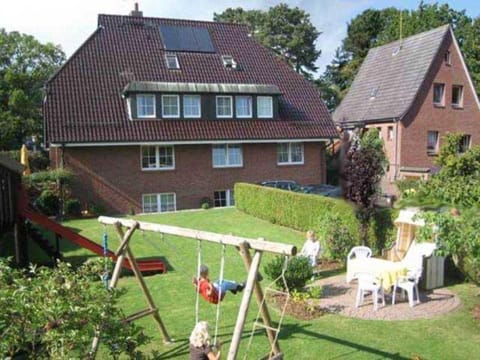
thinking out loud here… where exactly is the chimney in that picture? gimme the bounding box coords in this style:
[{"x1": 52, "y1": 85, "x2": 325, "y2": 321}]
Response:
[{"x1": 130, "y1": 2, "x2": 143, "y2": 17}]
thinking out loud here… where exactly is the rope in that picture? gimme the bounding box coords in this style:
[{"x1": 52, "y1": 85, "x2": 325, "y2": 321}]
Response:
[
  {"x1": 213, "y1": 242, "x2": 226, "y2": 347},
  {"x1": 243, "y1": 255, "x2": 291, "y2": 360},
  {"x1": 194, "y1": 238, "x2": 202, "y2": 325},
  {"x1": 102, "y1": 225, "x2": 110, "y2": 289}
]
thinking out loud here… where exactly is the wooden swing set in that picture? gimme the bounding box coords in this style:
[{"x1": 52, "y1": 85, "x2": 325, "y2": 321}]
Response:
[{"x1": 91, "y1": 216, "x2": 297, "y2": 360}]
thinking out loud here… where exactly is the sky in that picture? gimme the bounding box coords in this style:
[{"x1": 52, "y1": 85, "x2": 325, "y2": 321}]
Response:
[{"x1": 1, "y1": 0, "x2": 479, "y2": 75}]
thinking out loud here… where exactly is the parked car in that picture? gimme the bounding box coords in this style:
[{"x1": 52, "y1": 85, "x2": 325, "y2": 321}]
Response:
[
  {"x1": 258, "y1": 180, "x2": 303, "y2": 192},
  {"x1": 302, "y1": 184, "x2": 342, "y2": 198}
]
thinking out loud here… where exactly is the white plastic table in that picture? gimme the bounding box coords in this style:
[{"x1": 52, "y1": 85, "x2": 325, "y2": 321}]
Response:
[{"x1": 346, "y1": 258, "x2": 407, "y2": 290}]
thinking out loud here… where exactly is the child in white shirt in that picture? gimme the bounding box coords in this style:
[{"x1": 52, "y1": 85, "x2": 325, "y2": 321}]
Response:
[{"x1": 300, "y1": 230, "x2": 321, "y2": 268}]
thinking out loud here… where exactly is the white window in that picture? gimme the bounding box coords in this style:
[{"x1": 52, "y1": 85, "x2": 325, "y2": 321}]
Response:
[
  {"x1": 183, "y1": 95, "x2": 201, "y2": 118},
  {"x1": 214, "y1": 190, "x2": 235, "y2": 207},
  {"x1": 427, "y1": 131, "x2": 439, "y2": 154},
  {"x1": 165, "y1": 53, "x2": 180, "y2": 69},
  {"x1": 221, "y1": 55, "x2": 237, "y2": 69},
  {"x1": 444, "y1": 50, "x2": 451, "y2": 65},
  {"x1": 212, "y1": 144, "x2": 242, "y2": 168},
  {"x1": 142, "y1": 193, "x2": 176, "y2": 213},
  {"x1": 162, "y1": 95, "x2": 180, "y2": 118},
  {"x1": 141, "y1": 146, "x2": 175, "y2": 170},
  {"x1": 257, "y1": 96, "x2": 273, "y2": 118},
  {"x1": 216, "y1": 96, "x2": 233, "y2": 118},
  {"x1": 277, "y1": 143, "x2": 304, "y2": 165},
  {"x1": 433, "y1": 83, "x2": 445, "y2": 106},
  {"x1": 387, "y1": 126, "x2": 394, "y2": 141},
  {"x1": 137, "y1": 94, "x2": 156, "y2": 118},
  {"x1": 235, "y1": 96, "x2": 252, "y2": 118},
  {"x1": 452, "y1": 85, "x2": 463, "y2": 107},
  {"x1": 459, "y1": 134, "x2": 471, "y2": 153}
]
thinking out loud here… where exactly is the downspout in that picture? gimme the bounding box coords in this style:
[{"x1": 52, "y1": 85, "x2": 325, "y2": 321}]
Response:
[{"x1": 393, "y1": 118, "x2": 400, "y2": 181}]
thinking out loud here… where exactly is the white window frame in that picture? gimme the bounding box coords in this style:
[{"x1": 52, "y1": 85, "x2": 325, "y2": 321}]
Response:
[
  {"x1": 214, "y1": 189, "x2": 234, "y2": 207},
  {"x1": 387, "y1": 126, "x2": 394, "y2": 141},
  {"x1": 136, "y1": 94, "x2": 156, "y2": 118},
  {"x1": 140, "y1": 145, "x2": 175, "y2": 171},
  {"x1": 235, "y1": 96, "x2": 252, "y2": 118},
  {"x1": 162, "y1": 94, "x2": 180, "y2": 118},
  {"x1": 452, "y1": 85, "x2": 464, "y2": 108},
  {"x1": 216, "y1": 96, "x2": 233, "y2": 118},
  {"x1": 142, "y1": 193, "x2": 176, "y2": 213},
  {"x1": 212, "y1": 144, "x2": 243, "y2": 168},
  {"x1": 433, "y1": 83, "x2": 445, "y2": 106},
  {"x1": 277, "y1": 142, "x2": 304, "y2": 165},
  {"x1": 257, "y1": 96, "x2": 273, "y2": 118},
  {"x1": 183, "y1": 95, "x2": 201, "y2": 118},
  {"x1": 459, "y1": 134, "x2": 471, "y2": 153},
  {"x1": 445, "y1": 50, "x2": 451, "y2": 65},
  {"x1": 165, "y1": 53, "x2": 180, "y2": 69}
]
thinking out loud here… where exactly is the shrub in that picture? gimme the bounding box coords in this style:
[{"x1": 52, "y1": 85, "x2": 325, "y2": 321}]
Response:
[
  {"x1": 28, "y1": 151, "x2": 50, "y2": 172},
  {"x1": 24, "y1": 168, "x2": 74, "y2": 188},
  {"x1": 35, "y1": 189, "x2": 60, "y2": 216},
  {"x1": 64, "y1": 198, "x2": 81, "y2": 217},
  {"x1": 200, "y1": 197, "x2": 212, "y2": 209},
  {"x1": 264, "y1": 256, "x2": 312, "y2": 292},
  {"x1": 318, "y1": 212, "x2": 357, "y2": 261},
  {"x1": 88, "y1": 202, "x2": 107, "y2": 216},
  {"x1": 0, "y1": 258, "x2": 150, "y2": 358}
]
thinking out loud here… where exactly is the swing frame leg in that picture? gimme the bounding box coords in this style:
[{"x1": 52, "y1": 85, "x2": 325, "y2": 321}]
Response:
[
  {"x1": 238, "y1": 243, "x2": 281, "y2": 357},
  {"x1": 90, "y1": 222, "x2": 172, "y2": 359},
  {"x1": 227, "y1": 250, "x2": 263, "y2": 360}
]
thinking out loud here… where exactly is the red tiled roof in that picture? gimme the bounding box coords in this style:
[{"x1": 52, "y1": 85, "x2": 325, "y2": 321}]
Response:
[{"x1": 44, "y1": 14, "x2": 337, "y2": 144}]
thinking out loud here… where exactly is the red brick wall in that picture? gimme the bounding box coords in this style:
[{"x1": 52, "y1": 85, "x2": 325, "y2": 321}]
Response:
[
  {"x1": 400, "y1": 32, "x2": 480, "y2": 169},
  {"x1": 57, "y1": 142, "x2": 326, "y2": 214}
]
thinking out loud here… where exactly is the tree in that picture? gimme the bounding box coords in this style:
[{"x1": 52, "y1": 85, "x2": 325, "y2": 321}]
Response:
[
  {"x1": 319, "y1": 2, "x2": 480, "y2": 109},
  {"x1": 342, "y1": 129, "x2": 387, "y2": 243},
  {"x1": 214, "y1": 3, "x2": 321, "y2": 75},
  {"x1": 0, "y1": 29, "x2": 65, "y2": 150}
]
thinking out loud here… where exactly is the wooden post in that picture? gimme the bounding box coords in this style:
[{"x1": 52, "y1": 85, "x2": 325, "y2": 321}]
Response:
[
  {"x1": 238, "y1": 243, "x2": 281, "y2": 356},
  {"x1": 125, "y1": 244, "x2": 171, "y2": 343},
  {"x1": 228, "y1": 250, "x2": 262, "y2": 360},
  {"x1": 110, "y1": 222, "x2": 137, "y2": 287}
]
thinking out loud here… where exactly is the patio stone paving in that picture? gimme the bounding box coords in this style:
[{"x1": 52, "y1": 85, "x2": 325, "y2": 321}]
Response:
[{"x1": 314, "y1": 274, "x2": 461, "y2": 320}]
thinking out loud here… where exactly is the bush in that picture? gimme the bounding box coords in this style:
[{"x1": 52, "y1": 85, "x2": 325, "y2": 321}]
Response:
[
  {"x1": 24, "y1": 168, "x2": 74, "y2": 188},
  {"x1": 64, "y1": 198, "x2": 81, "y2": 217},
  {"x1": 318, "y1": 212, "x2": 357, "y2": 261},
  {"x1": 88, "y1": 202, "x2": 106, "y2": 216},
  {"x1": 28, "y1": 151, "x2": 50, "y2": 172},
  {"x1": 200, "y1": 197, "x2": 212, "y2": 209},
  {"x1": 264, "y1": 256, "x2": 312, "y2": 292},
  {"x1": 35, "y1": 189, "x2": 60, "y2": 216}
]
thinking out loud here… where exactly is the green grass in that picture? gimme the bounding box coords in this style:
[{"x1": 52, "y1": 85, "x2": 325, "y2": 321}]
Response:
[{"x1": 58, "y1": 208, "x2": 480, "y2": 359}]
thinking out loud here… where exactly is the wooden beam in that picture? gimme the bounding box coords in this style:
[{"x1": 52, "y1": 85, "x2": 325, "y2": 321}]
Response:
[
  {"x1": 109, "y1": 222, "x2": 137, "y2": 288},
  {"x1": 227, "y1": 250, "x2": 262, "y2": 360},
  {"x1": 98, "y1": 216, "x2": 296, "y2": 256},
  {"x1": 123, "y1": 308, "x2": 158, "y2": 323},
  {"x1": 238, "y1": 243, "x2": 281, "y2": 355}
]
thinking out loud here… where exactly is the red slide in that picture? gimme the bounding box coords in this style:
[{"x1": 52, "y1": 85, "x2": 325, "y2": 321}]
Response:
[{"x1": 18, "y1": 191, "x2": 165, "y2": 273}]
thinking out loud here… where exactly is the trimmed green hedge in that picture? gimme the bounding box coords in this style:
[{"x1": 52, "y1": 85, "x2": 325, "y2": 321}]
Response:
[{"x1": 234, "y1": 183, "x2": 397, "y2": 256}]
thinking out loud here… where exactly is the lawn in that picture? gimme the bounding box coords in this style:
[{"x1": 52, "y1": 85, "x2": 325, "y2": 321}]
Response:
[{"x1": 59, "y1": 208, "x2": 480, "y2": 359}]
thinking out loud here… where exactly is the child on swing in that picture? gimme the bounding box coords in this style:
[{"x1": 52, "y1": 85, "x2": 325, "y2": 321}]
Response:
[{"x1": 193, "y1": 264, "x2": 245, "y2": 304}]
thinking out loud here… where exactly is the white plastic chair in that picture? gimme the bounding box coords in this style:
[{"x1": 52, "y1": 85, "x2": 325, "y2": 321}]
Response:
[
  {"x1": 347, "y1": 246, "x2": 372, "y2": 260},
  {"x1": 355, "y1": 272, "x2": 385, "y2": 311},
  {"x1": 392, "y1": 268, "x2": 422, "y2": 307}
]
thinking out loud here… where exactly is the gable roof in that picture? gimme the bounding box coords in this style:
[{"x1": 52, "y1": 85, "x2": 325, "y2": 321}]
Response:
[
  {"x1": 333, "y1": 25, "x2": 451, "y2": 125},
  {"x1": 44, "y1": 14, "x2": 337, "y2": 145}
]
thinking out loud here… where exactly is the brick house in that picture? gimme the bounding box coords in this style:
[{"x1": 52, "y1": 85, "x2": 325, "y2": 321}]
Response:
[
  {"x1": 44, "y1": 8, "x2": 337, "y2": 214},
  {"x1": 333, "y1": 25, "x2": 480, "y2": 195}
]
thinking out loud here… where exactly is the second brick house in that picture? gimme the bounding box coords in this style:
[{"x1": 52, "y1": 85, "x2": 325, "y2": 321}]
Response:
[
  {"x1": 43, "y1": 9, "x2": 337, "y2": 214},
  {"x1": 333, "y1": 25, "x2": 480, "y2": 195}
]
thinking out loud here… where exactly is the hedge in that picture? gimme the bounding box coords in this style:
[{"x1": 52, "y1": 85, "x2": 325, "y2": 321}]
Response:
[{"x1": 234, "y1": 183, "x2": 397, "y2": 256}]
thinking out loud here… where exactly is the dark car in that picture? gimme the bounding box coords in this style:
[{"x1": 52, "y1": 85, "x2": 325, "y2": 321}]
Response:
[
  {"x1": 259, "y1": 180, "x2": 303, "y2": 192},
  {"x1": 302, "y1": 184, "x2": 342, "y2": 198}
]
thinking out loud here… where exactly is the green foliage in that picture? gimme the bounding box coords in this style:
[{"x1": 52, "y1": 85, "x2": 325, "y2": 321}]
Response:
[
  {"x1": 417, "y1": 209, "x2": 480, "y2": 285},
  {"x1": 319, "y1": 3, "x2": 480, "y2": 108},
  {"x1": 64, "y1": 198, "x2": 81, "y2": 217},
  {"x1": 35, "y1": 189, "x2": 60, "y2": 216},
  {"x1": 264, "y1": 256, "x2": 312, "y2": 292},
  {"x1": 200, "y1": 197, "x2": 212, "y2": 209},
  {"x1": 0, "y1": 29, "x2": 65, "y2": 150},
  {"x1": 24, "y1": 168, "x2": 74, "y2": 189},
  {"x1": 318, "y1": 212, "x2": 358, "y2": 261},
  {"x1": 88, "y1": 202, "x2": 106, "y2": 216},
  {"x1": 28, "y1": 151, "x2": 50, "y2": 172},
  {"x1": 0, "y1": 258, "x2": 149, "y2": 358},
  {"x1": 214, "y1": 3, "x2": 321, "y2": 75}
]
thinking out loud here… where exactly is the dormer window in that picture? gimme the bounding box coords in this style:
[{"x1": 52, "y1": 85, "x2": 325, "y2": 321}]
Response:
[
  {"x1": 221, "y1": 55, "x2": 237, "y2": 69},
  {"x1": 370, "y1": 87, "x2": 379, "y2": 99},
  {"x1": 165, "y1": 53, "x2": 180, "y2": 69},
  {"x1": 137, "y1": 94, "x2": 156, "y2": 118},
  {"x1": 257, "y1": 96, "x2": 273, "y2": 118}
]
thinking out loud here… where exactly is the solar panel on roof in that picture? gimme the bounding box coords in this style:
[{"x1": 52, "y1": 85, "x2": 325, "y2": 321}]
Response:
[{"x1": 159, "y1": 25, "x2": 215, "y2": 53}]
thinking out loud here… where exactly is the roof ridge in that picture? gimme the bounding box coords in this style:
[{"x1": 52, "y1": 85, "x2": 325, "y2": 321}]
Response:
[
  {"x1": 370, "y1": 24, "x2": 450, "y2": 51},
  {"x1": 97, "y1": 13, "x2": 249, "y2": 29}
]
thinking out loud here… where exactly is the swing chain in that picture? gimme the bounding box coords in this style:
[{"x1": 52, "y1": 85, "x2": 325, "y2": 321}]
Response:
[{"x1": 102, "y1": 225, "x2": 110, "y2": 289}]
